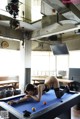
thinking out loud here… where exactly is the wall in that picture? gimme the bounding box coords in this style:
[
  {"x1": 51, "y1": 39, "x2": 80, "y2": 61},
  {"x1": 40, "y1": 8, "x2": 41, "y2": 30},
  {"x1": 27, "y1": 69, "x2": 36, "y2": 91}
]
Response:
[
  {"x1": 63, "y1": 35, "x2": 80, "y2": 51},
  {"x1": 0, "y1": 39, "x2": 20, "y2": 50}
]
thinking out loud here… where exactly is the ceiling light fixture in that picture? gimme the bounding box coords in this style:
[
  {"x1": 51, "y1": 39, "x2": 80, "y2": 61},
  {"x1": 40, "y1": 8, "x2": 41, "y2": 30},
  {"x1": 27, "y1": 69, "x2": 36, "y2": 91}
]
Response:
[
  {"x1": 6, "y1": 0, "x2": 19, "y2": 18},
  {"x1": 6, "y1": 0, "x2": 20, "y2": 30}
]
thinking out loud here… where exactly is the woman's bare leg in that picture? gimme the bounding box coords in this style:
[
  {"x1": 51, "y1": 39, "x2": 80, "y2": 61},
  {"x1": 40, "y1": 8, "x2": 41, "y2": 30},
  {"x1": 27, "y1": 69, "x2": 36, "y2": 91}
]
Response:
[{"x1": 45, "y1": 76, "x2": 68, "y2": 98}]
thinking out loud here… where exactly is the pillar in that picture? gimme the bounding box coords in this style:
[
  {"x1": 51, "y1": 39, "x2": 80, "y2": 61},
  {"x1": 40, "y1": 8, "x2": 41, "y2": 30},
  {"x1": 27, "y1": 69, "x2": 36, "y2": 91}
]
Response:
[{"x1": 24, "y1": 39, "x2": 31, "y2": 86}]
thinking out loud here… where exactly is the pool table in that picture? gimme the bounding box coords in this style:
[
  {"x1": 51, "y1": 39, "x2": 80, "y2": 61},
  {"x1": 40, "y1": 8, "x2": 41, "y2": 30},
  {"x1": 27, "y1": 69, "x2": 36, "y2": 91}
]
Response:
[{"x1": 0, "y1": 90, "x2": 80, "y2": 119}]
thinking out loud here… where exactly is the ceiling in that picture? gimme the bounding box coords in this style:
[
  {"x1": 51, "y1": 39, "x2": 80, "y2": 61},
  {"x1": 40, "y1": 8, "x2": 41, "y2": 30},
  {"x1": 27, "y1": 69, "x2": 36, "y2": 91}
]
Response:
[
  {"x1": 31, "y1": 0, "x2": 80, "y2": 39},
  {"x1": 0, "y1": 0, "x2": 80, "y2": 51}
]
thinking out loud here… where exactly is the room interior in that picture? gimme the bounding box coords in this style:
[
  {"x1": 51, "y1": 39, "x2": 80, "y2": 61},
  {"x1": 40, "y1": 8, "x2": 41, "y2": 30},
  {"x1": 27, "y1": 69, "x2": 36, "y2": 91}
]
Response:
[{"x1": 0, "y1": 0, "x2": 80, "y2": 119}]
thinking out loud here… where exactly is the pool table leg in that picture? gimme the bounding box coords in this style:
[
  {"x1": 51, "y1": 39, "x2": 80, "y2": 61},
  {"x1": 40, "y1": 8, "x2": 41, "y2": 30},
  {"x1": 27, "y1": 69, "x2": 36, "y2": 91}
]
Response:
[{"x1": 58, "y1": 109, "x2": 71, "y2": 119}]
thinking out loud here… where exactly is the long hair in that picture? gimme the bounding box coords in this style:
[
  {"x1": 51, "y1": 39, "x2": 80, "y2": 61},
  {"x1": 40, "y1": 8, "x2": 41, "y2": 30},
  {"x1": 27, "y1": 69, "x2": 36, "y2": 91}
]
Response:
[{"x1": 25, "y1": 84, "x2": 35, "y2": 92}]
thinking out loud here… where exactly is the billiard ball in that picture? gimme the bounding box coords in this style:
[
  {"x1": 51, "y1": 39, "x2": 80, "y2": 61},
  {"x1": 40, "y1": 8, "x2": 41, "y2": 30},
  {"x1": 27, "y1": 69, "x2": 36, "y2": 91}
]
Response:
[
  {"x1": 7, "y1": 101, "x2": 10, "y2": 105},
  {"x1": 7, "y1": 101, "x2": 13, "y2": 105},
  {"x1": 32, "y1": 107, "x2": 36, "y2": 111},
  {"x1": 43, "y1": 101, "x2": 47, "y2": 105}
]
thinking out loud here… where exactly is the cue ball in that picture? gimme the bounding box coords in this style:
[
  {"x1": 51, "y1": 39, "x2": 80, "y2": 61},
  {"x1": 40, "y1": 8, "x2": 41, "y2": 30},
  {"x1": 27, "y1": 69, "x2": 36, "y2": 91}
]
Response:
[
  {"x1": 43, "y1": 101, "x2": 47, "y2": 105},
  {"x1": 32, "y1": 107, "x2": 36, "y2": 111}
]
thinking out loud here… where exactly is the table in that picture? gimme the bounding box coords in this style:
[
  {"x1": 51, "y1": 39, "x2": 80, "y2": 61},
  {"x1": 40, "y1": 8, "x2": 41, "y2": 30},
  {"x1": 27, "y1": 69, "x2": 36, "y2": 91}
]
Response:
[
  {"x1": 0, "y1": 90, "x2": 80, "y2": 119},
  {"x1": 32, "y1": 78, "x2": 73, "y2": 85},
  {"x1": 0, "y1": 80, "x2": 19, "y2": 89},
  {"x1": 0, "y1": 80, "x2": 18, "y2": 85}
]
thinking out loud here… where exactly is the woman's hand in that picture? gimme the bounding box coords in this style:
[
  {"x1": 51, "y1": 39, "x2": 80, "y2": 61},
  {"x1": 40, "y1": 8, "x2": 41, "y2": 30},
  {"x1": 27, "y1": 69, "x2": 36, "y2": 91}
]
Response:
[
  {"x1": 7, "y1": 100, "x2": 17, "y2": 105},
  {"x1": 26, "y1": 94, "x2": 31, "y2": 98}
]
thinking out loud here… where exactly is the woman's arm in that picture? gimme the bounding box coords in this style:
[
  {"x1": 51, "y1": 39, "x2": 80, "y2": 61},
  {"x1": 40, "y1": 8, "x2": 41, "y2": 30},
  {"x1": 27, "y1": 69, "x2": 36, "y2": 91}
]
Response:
[
  {"x1": 8, "y1": 85, "x2": 43, "y2": 105},
  {"x1": 29, "y1": 85, "x2": 43, "y2": 102},
  {"x1": 8, "y1": 95, "x2": 31, "y2": 105},
  {"x1": 17, "y1": 95, "x2": 30, "y2": 103}
]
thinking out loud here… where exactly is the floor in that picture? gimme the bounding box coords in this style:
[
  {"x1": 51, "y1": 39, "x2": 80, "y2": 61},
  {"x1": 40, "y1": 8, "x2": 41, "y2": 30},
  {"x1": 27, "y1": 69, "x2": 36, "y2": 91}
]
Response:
[
  {"x1": 71, "y1": 106, "x2": 80, "y2": 119},
  {"x1": 55, "y1": 106, "x2": 80, "y2": 119}
]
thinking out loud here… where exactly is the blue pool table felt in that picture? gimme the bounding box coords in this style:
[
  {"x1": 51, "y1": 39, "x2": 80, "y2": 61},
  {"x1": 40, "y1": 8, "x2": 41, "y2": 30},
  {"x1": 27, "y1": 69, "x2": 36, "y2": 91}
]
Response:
[{"x1": 5, "y1": 90, "x2": 76, "y2": 115}]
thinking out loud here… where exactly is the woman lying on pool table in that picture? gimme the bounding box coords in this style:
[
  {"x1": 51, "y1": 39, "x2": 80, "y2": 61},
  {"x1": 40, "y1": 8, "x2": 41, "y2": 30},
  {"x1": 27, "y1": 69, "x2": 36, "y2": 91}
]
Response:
[{"x1": 8, "y1": 76, "x2": 69, "y2": 105}]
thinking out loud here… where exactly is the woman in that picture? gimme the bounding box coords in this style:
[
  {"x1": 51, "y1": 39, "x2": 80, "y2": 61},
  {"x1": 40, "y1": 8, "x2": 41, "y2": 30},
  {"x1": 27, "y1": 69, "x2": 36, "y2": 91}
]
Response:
[{"x1": 8, "y1": 76, "x2": 69, "y2": 105}]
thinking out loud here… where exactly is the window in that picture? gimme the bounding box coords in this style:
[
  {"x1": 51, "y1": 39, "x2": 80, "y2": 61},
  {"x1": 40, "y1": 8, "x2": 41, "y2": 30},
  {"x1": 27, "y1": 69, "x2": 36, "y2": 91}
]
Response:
[{"x1": 0, "y1": 49, "x2": 21, "y2": 76}]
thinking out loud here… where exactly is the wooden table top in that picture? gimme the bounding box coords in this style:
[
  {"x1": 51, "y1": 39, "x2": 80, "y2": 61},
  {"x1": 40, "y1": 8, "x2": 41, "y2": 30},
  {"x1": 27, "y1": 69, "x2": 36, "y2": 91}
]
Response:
[
  {"x1": 0, "y1": 80, "x2": 19, "y2": 85},
  {"x1": 32, "y1": 78, "x2": 73, "y2": 83}
]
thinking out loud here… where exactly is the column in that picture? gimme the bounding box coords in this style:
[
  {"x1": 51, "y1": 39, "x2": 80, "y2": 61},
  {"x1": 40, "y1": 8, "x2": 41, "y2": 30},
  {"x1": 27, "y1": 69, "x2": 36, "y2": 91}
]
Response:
[
  {"x1": 19, "y1": 41, "x2": 25, "y2": 93},
  {"x1": 25, "y1": 39, "x2": 31, "y2": 86}
]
